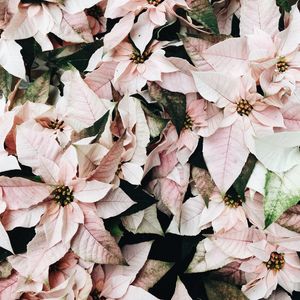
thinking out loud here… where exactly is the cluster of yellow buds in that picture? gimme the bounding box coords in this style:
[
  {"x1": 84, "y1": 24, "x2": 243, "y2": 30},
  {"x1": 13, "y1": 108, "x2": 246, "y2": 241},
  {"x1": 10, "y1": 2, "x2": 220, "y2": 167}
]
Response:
[
  {"x1": 52, "y1": 185, "x2": 74, "y2": 207},
  {"x1": 183, "y1": 114, "x2": 193, "y2": 130},
  {"x1": 49, "y1": 118, "x2": 64, "y2": 131},
  {"x1": 147, "y1": 0, "x2": 162, "y2": 6},
  {"x1": 276, "y1": 56, "x2": 289, "y2": 73},
  {"x1": 265, "y1": 252, "x2": 285, "y2": 271},
  {"x1": 223, "y1": 194, "x2": 243, "y2": 208},
  {"x1": 130, "y1": 50, "x2": 151, "y2": 64},
  {"x1": 236, "y1": 99, "x2": 253, "y2": 116}
]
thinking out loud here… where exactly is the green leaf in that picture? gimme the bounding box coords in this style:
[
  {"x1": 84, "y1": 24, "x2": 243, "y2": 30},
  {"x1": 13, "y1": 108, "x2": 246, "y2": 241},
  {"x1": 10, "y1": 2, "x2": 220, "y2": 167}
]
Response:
[
  {"x1": 141, "y1": 104, "x2": 169, "y2": 138},
  {"x1": 233, "y1": 154, "x2": 257, "y2": 198},
  {"x1": 276, "y1": 0, "x2": 297, "y2": 12},
  {"x1": 76, "y1": 111, "x2": 109, "y2": 143},
  {"x1": 187, "y1": 0, "x2": 219, "y2": 34},
  {"x1": 148, "y1": 82, "x2": 186, "y2": 134},
  {"x1": 104, "y1": 218, "x2": 123, "y2": 238},
  {"x1": 204, "y1": 280, "x2": 247, "y2": 300},
  {"x1": 0, "y1": 67, "x2": 12, "y2": 99},
  {"x1": 264, "y1": 170, "x2": 300, "y2": 228},
  {"x1": 11, "y1": 72, "x2": 50, "y2": 108},
  {"x1": 55, "y1": 40, "x2": 103, "y2": 72}
]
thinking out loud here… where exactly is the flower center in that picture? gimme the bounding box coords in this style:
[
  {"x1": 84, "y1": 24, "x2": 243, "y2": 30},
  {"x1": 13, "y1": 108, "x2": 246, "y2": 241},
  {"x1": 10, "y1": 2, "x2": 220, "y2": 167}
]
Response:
[
  {"x1": 224, "y1": 195, "x2": 243, "y2": 208},
  {"x1": 236, "y1": 99, "x2": 253, "y2": 116},
  {"x1": 52, "y1": 185, "x2": 74, "y2": 207},
  {"x1": 49, "y1": 118, "x2": 64, "y2": 131},
  {"x1": 147, "y1": 0, "x2": 162, "y2": 6},
  {"x1": 276, "y1": 57, "x2": 289, "y2": 73},
  {"x1": 86, "y1": 5, "x2": 102, "y2": 18},
  {"x1": 130, "y1": 51, "x2": 151, "y2": 64},
  {"x1": 183, "y1": 114, "x2": 193, "y2": 130},
  {"x1": 265, "y1": 252, "x2": 285, "y2": 271}
]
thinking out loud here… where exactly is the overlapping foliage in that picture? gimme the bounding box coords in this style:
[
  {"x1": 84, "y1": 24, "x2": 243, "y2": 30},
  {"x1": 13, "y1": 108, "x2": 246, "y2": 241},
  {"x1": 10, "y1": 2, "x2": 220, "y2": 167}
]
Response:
[{"x1": 1, "y1": 0, "x2": 300, "y2": 299}]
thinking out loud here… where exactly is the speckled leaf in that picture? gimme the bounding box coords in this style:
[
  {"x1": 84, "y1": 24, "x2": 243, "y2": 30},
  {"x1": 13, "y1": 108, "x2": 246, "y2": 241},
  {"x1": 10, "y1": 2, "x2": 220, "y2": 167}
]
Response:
[
  {"x1": 0, "y1": 261, "x2": 12, "y2": 279},
  {"x1": 12, "y1": 72, "x2": 50, "y2": 107},
  {"x1": 55, "y1": 40, "x2": 103, "y2": 72},
  {"x1": 211, "y1": 261, "x2": 246, "y2": 286},
  {"x1": 264, "y1": 171, "x2": 300, "y2": 228},
  {"x1": 187, "y1": 0, "x2": 219, "y2": 34},
  {"x1": 142, "y1": 104, "x2": 169, "y2": 139},
  {"x1": 277, "y1": 205, "x2": 300, "y2": 233},
  {"x1": 133, "y1": 260, "x2": 174, "y2": 290},
  {"x1": 148, "y1": 82, "x2": 186, "y2": 134},
  {"x1": 204, "y1": 280, "x2": 247, "y2": 300},
  {"x1": 191, "y1": 167, "x2": 216, "y2": 206},
  {"x1": 76, "y1": 111, "x2": 109, "y2": 142},
  {"x1": 0, "y1": 67, "x2": 12, "y2": 99}
]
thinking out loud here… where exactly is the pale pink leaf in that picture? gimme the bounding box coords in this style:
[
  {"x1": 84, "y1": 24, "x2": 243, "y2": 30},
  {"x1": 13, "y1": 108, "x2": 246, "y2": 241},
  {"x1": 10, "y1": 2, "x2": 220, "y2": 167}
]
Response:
[
  {"x1": 52, "y1": 11, "x2": 93, "y2": 43},
  {"x1": 96, "y1": 187, "x2": 135, "y2": 219},
  {"x1": 101, "y1": 241, "x2": 153, "y2": 299},
  {"x1": 213, "y1": 229, "x2": 253, "y2": 259},
  {"x1": 75, "y1": 144, "x2": 108, "y2": 178},
  {"x1": 277, "y1": 6, "x2": 300, "y2": 55},
  {"x1": 202, "y1": 37, "x2": 249, "y2": 76},
  {"x1": 0, "y1": 222, "x2": 13, "y2": 253},
  {"x1": 130, "y1": 11, "x2": 156, "y2": 53},
  {"x1": 120, "y1": 286, "x2": 160, "y2": 300},
  {"x1": 158, "y1": 58, "x2": 198, "y2": 94},
  {"x1": 2, "y1": 204, "x2": 46, "y2": 230},
  {"x1": 73, "y1": 180, "x2": 112, "y2": 203},
  {"x1": 0, "y1": 176, "x2": 50, "y2": 210},
  {"x1": 62, "y1": 0, "x2": 100, "y2": 14},
  {"x1": 84, "y1": 62, "x2": 118, "y2": 99},
  {"x1": 192, "y1": 71, "x2": 240, "y2": 107},
  {"x1": 178, "y1": 195, "x2": 206, "y2": 236},
  {"x1": 71, "y1": 205, "x2": 124, "y2": 264},
  {"x1": 203, "y1": 123, "x2": 249, "y2": 193},
  {"x1": 103, "y1": 12, "x2": 135, "y2": 52},
  {"x1": 8, "y1": 229, "x2": 68, "y2": 282},
  {"x1": 0, "y1": 156, "x2": 20, "y2": 173},
  {"x1": 171, "y1": 277, "x2": 192, "y2": 300},
  {"x1": 61, "y1": 69, "x2": 113, "y2": 132},
  {"x1": 121, "y1": 204, "x2": 163, "y2": 235},
  {"x1": 0, "y1": 271, "x2": 18, "y2": 300},
  {"x1": 89, "y1": 136, "x2": 124, "y2": 183},
  {"x1": 240, "y1": 0, "x2": 280, "y2": 37},
  {"x1": 281, "y1": 102, "x2": 300, "y2": 131},
  {"x1": 16, "y1": 122, "x2": 62, "y2": 184},
  {"x1": 0, "y1": 39, "x2": 25, "y2": 79}
]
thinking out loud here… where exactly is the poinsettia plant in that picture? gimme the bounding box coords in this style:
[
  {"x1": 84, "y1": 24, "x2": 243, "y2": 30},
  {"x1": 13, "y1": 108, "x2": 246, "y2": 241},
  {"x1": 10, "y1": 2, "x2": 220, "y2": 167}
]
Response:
[{"x1": 1, "y1": 0, "x2": 300, "y2": 299}]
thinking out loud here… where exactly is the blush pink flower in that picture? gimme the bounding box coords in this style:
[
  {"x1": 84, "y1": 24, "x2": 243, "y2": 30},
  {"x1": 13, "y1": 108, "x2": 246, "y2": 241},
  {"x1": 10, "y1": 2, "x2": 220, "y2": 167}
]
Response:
[
  {"x1": 105, "y1": 40, "x2": 178, "y2": 94},
  {"x1": 193, "y1": 71, "x2": 284, "y2": 193},
  {"x1": 2, "y1": 0, "x2": 97, "y2": 50},
  {"x1": 168, "y1": 94, "x2": 208, "y2": 164},
  {"x1": 240, "y1": 237, "x2": 300, "y2": 299},
  {"x1": 199, "y1": 190, "x2": 248, "y2": 233},
  {"x1": 246, "y1": 6, "x2": 300, "y2": 97},
  {"x1": 1, "y1": 147, "x2": 112, "y2": 248}
]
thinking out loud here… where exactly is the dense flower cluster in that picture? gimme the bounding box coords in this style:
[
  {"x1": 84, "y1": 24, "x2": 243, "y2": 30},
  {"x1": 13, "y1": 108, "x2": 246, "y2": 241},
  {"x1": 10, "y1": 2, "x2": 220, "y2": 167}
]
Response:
[{"x1": 1, "y1": 0, "x2": 300, "y2": 299}]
